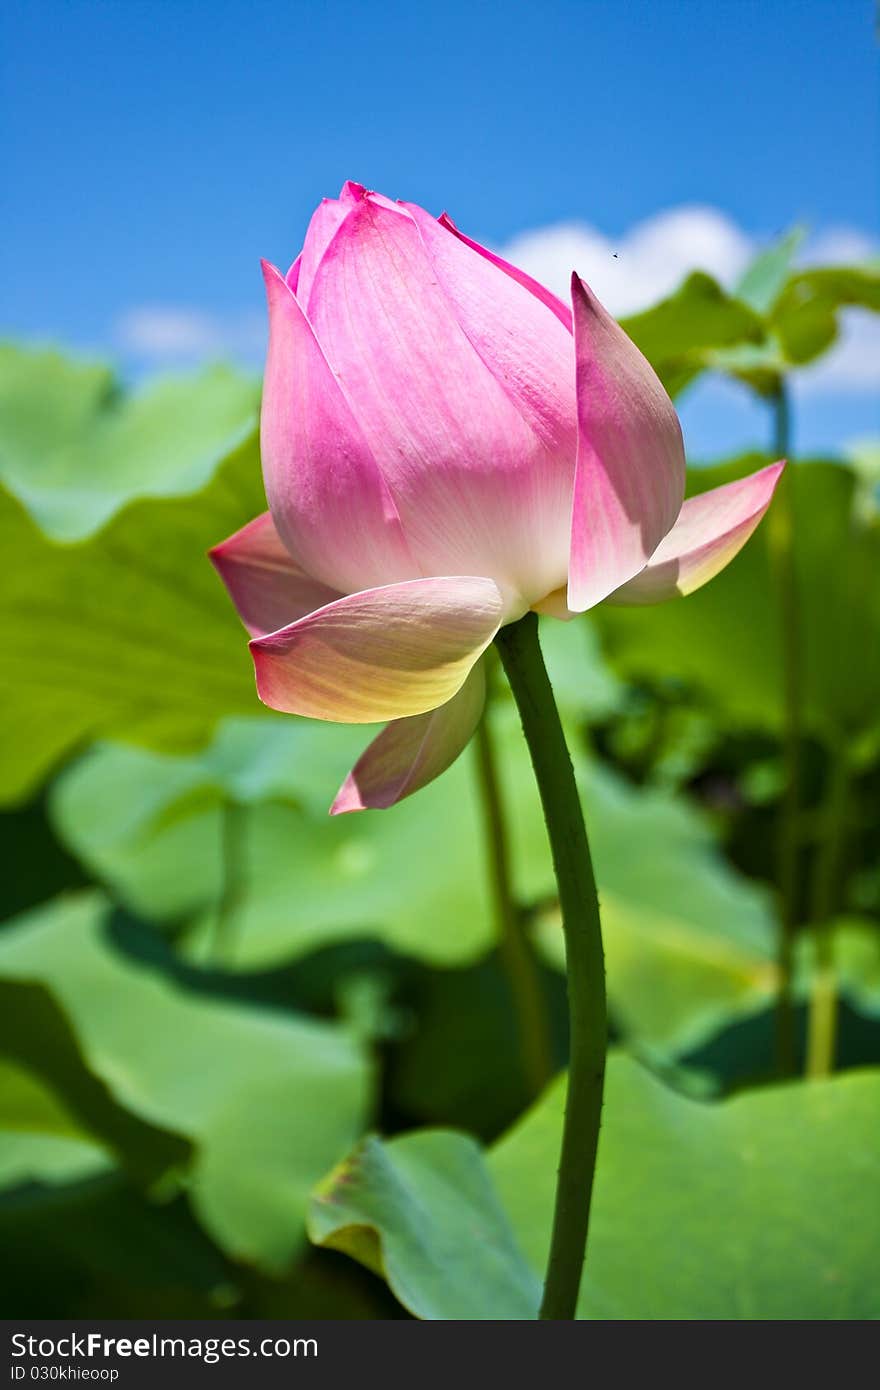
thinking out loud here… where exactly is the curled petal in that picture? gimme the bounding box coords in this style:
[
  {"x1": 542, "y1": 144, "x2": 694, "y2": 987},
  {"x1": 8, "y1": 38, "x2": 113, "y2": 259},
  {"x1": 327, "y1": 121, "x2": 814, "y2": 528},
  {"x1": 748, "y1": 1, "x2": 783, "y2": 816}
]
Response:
[
  {"x1": 606, "y1": 461, "x2": 785, "y2": 605},
  {"x1": 330, "y1": 661, "x2": 486, "y2": 813},
  {"x1": 249, "y1": 576, "x2": 503, "y2": 723},
  {"x1": 261, "y1": 261, "x2": 417, "y2": 595},
  {"x1": 567, "y1": 274, "x2": 686, "y2": 612},
  {"x1": 209, "y1": 512, "x2": 341, "y2": 637}
]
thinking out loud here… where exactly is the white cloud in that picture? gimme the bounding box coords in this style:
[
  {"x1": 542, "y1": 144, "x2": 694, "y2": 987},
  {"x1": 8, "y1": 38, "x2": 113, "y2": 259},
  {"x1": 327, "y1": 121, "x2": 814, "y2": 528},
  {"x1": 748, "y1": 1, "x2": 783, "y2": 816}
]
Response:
[
  {"x1": 804, "y1": 226, "x2": 878, "y2": 267},
  {"x1": 115, "y1": 305, "x2": 265, "y2": 362},
  {"x1": 794, "y1": 311, "x2": 880, "y2": 397},
  {"x1": 499, "y1": 209, "x2": 879, "y2": 398},
  {"x1": 499, "y1": 205, "x2": 753, "y2": 317}
]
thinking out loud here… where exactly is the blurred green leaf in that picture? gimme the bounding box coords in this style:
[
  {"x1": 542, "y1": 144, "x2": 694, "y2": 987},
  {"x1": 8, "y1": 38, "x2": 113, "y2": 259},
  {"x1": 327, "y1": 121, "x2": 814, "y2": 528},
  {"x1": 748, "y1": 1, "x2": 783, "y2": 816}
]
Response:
[
  {"x1": 0, "y1": 893, "x2": 373, "y2": 1270},
  {"x1": 0, "y1": 346, "x2": 258, "y2": 541},
  {"x1": 495, "y1": 705, "x2": 777, "y2": 1055},
  {"x1": 0, "y1": 1056, "x2": 96, "y2": 1143},
  {"x1": 536, "y1": 900, "x2": 774, "y2": 1058},
  {"x1": 0, "y1": 978, "x2": 188, "y2": 1186},
  {"x1": 309, "y1": 1130, "x2": 540, "y2": 1319},
  {"x1": 0, "y1": 428, "x2": 266, "y2": 803},
  {"x1": 790, "y1": 264, "x2": 880, "y2": 308},
  {"x1": 595, "y1": 456, "x2": 880, "y2": 743},
  {"x1": 771, "y1": 263, "x2": 880, "y2": 365},
  {"x1": 0, "y1": 1058, "x2": 111, "y2": 1189},
  {"x1": 796, "y1": 917, "x2": 880, "y2": 1021},
  {"x1": 312, "y1": 1053, "x2": 880, "y2": 1319},
  {"x1": 529, "y1": 617, "x2": 626, "y2": 724},
  {"x1": 49, "y1": 728, "x2": 493, "y2": 966},
  {"x1": 734, "y1": 227, "x2": 805, "y2": 316},
  {"x1": 620, "y1": 271, "x2": 764, "y2": 397},
  {"x1": 51, "y1": 699, "x2": 776, "y2": 1054},
  {"x1": 843, "y1": 438, "x2": 880, "y2": 521},
  {"x1": 701, "y1": 340, "x2": 787, "y2": 397},
  {"x1": 627, "y1": 252, "x2": 880, "y2": 395}
]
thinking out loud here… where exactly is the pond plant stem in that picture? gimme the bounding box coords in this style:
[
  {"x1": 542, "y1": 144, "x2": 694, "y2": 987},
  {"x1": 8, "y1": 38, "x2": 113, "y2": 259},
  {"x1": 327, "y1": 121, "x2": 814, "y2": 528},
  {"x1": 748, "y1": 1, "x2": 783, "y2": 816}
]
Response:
[
  {"x1": 494, "y1": 612, "x2": 607, "y2": 1322},
  {"x1": 473, "y1": 702, "x2": 555, "y2": 1099},
  {"x1": 766, "y1": 379, "x2": 802, "y2": 1074}
]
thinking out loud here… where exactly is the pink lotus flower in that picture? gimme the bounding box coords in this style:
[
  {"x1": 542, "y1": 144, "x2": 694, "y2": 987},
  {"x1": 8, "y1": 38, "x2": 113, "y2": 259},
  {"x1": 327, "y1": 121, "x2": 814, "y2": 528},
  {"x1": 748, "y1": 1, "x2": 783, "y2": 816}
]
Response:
[{"x1": 211, "y1": 181, "x2": 782, "y2": 813}]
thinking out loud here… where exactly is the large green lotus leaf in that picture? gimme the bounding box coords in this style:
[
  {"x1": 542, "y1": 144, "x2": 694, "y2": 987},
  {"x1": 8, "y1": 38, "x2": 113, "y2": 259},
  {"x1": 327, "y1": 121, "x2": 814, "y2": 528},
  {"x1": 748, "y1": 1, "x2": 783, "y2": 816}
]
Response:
[
  {"x1": 0, "y1": 893, "x2": 372, "y2": 1271},
  {"x1": 535, "y1": 900, "x2": 775, "y2": 1059},
  {"x1": 50, "y1": 731, "x2": 494, "y2": 967},
  {"x1": 46, "y1": 717, "x2": 374, "y2": 926},
  {"x1": 0, "y1": 428, "x2": 267, "y2": 804},
  {"x1": 0, "y1": 978, "x2": 188, "y2": 1186},
  {"x1": 619, "y1": 272, "x2": 764, "y2": 398},
  {"x1": 309, "y1": 1130, "x2": 540, "y2": 1319},
  {"x1": 51, "y1": 692, "x2": 776, "y2": 1052},
  {"x1": 595, "y1": 457, "x2": 880, "y2": 742},
  {"x1": 0, "y1": 345, "x2": 258, "y2": 541},
  {"x1": 493, "y1": 1054, "x2": 880, "y2": 1319},
  {"x1": 311, "y1": 1053, "x2": 880, "y2": 1319}
]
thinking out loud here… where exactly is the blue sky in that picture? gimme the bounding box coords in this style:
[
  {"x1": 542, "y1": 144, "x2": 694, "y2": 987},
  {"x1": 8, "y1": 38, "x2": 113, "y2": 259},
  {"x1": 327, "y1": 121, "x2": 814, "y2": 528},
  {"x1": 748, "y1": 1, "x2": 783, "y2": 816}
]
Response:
[{"x1": 3, "y1": 0, "x2": 878, "y2": 455}]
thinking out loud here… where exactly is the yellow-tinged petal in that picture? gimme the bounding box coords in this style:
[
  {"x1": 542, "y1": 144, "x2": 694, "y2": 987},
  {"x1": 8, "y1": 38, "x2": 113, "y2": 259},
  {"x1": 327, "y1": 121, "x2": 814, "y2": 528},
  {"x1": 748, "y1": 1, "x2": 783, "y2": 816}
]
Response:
[
  {"x1": 606, "y1": 462, "x2": 785, "y2": 605},
  {"x1": 249, "y1": 576, "x2": 503, "y2": 723}
]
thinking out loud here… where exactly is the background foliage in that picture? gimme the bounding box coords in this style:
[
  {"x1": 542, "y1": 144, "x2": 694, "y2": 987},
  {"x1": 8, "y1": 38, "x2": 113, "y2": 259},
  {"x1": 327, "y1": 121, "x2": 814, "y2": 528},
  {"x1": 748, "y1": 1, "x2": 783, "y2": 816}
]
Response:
[{"x1": 1, "y1": 241, "x2": 878, "y2": 1318}]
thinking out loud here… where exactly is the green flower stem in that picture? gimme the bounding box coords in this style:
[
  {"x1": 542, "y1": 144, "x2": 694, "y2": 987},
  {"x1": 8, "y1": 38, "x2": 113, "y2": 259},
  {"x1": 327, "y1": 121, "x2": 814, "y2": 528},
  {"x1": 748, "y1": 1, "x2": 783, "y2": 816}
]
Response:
[
  {"x1": 805, "y1": 743, "x2": 850, "y2": 1078},
  {"x1": 494, "y1": 612, "x2": 607, "y2": 1321},
  {"x1": 765, "y1": 379, "x2": 802, "y2": 1073},
  {"x1": 473, "y1": 700, "x2": 555, "y2": 1098}
]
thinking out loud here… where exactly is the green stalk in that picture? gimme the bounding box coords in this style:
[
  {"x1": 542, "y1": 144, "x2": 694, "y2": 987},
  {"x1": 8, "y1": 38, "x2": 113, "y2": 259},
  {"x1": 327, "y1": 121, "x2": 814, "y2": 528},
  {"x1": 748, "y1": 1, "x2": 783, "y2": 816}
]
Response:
[
  {"x1": 805, "y1": 744, "x2": 850, "y2": 1078},
  {"x1": 765, "y1": 379, "x2": 802, "y2": 1073},
  {"x1": 473, "y1": 703, "x2": 555, "y2": 1098},
  {"x1": 494, "y1": 613, "x2": 607, "y2": 1321}
]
